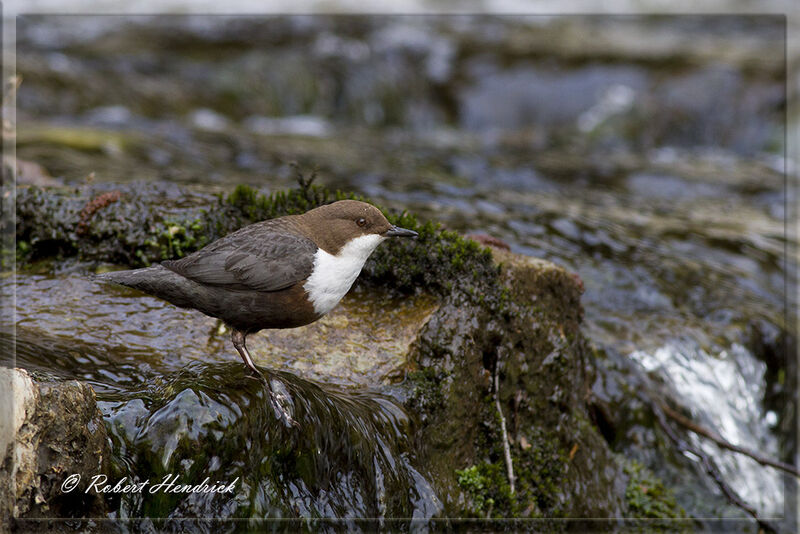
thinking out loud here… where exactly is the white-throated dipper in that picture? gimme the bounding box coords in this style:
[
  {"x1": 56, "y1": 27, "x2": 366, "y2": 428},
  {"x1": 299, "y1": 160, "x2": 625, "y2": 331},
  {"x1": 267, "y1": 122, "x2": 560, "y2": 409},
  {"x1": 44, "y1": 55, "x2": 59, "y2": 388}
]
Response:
[{"x1": 97, "y1": 200, "x2": 417, "y2": 422}]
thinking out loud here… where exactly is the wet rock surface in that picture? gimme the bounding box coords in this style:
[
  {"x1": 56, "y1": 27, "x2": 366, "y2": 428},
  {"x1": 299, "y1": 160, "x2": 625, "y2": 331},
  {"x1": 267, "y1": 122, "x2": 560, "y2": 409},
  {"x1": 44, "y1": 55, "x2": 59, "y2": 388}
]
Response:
[
  {"x1": 6, "y1": 182, "x2": 653, "y2": 527},
  {"x1": 408, "y1": 248, "x2": 630, "y2": 519},
  {"x1": 0, "y1": 367, "x2": 113, "y2": 531},
  {"x1": 7, "y1": 13, "x2": 794, "y2": 532},
  {"x1": 99, "y1": 366, "x2": 439, "y2": 525},
  {"x1": 9, "y1": 268, "x2": 439, "y2": 388}
]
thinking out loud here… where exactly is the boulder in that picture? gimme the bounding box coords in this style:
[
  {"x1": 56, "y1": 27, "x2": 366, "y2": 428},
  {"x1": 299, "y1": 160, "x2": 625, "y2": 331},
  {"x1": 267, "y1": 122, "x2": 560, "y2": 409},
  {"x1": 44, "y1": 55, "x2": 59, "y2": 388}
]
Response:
[{"x1": 0, "y1": 367, "x2": 113, "y2": 531}]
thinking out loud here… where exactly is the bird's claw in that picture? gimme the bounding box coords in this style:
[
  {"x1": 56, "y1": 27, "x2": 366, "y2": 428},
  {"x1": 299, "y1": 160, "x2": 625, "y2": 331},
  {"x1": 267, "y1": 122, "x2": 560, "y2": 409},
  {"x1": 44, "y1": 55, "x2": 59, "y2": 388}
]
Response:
[
  {"x1": 269, "y1": 399, "x2": 300, "y2": 428},
  {"x1": 242, "y1": 365, "x2": 298, "y2": 427},
  {"x1": 267, "y1": 378, "x2": 298, "y2": 428}
]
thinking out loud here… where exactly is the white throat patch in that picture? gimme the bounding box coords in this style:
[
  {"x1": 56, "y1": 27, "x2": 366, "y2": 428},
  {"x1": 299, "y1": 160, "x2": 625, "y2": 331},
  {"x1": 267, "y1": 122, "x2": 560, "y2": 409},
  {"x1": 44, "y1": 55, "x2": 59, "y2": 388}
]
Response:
[{"x1": 303, "y1": 234, "x2": 385, "y2": 315}]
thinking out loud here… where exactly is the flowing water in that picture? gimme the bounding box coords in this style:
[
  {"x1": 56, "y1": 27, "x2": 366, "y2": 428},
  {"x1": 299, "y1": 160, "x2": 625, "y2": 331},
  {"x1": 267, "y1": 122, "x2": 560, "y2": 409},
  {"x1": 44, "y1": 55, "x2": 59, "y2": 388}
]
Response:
[{"x1": 8, "y1": 14, "x2": 795, "y2": 526}]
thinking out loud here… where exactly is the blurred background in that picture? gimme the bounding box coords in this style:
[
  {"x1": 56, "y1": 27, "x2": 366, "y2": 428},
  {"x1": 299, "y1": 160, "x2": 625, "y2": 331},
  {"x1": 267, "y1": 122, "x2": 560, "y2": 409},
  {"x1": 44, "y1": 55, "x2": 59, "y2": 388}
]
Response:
[{"x1": 6, "y1": 9, "x2": 796, "y2": 525}]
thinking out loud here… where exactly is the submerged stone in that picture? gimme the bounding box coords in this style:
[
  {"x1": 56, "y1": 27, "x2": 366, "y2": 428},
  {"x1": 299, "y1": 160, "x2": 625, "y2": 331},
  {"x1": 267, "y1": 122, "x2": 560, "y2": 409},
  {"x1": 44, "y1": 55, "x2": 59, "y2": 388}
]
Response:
[
  {"x1": 97, "y1": 365, "x2": 443, "y2": 524},
  {"x1": 244, "y1": 288, "x2": 439, "y2": 386},
  {"x1": 8, "y1": 270, "x2": 438, "y2": 389}
]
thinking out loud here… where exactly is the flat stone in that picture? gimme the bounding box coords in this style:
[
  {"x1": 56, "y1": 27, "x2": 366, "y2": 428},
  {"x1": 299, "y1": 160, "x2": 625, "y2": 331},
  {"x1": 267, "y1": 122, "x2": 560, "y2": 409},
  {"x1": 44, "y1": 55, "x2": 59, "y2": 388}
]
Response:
[
  {"x1": 245, "y1": 289, "x2": 439, "y2": 386},
  {"x1": 7, "y1": 271, "x2": 438, "y2": 388}
]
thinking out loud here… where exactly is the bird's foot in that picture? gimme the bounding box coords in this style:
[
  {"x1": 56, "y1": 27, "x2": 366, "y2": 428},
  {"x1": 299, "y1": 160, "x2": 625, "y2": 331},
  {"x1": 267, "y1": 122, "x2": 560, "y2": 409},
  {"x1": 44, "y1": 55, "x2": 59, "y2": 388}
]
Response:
[
  {"x1": 267, "y1": 378, "x2": 299, "y2": 428},
  {"x1": 239, "y1": 359, "x2": 298, "y2": 427},
  {"x1": 244, "y1": 369, "x2": 265, "y2": 382}
]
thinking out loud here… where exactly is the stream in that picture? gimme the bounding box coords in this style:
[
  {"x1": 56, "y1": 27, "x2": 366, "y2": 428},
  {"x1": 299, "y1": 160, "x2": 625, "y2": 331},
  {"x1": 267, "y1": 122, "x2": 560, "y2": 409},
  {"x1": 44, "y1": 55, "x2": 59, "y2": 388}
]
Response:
[{"x1": 8, "y1": 13, "x2": 795, "y2": 529}]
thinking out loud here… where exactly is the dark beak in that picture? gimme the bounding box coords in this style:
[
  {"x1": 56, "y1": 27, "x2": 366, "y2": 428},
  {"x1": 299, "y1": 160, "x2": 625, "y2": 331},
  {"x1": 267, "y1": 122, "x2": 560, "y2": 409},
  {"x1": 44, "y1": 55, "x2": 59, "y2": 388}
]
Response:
[{"x1": 384, "y1": 225, "x2": 418, "y2": 238}]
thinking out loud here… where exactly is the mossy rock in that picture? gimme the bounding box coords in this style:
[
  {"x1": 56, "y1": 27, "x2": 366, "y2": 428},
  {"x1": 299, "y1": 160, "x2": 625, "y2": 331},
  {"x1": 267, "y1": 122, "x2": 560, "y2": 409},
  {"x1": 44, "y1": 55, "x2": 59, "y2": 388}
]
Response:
[
  {"x1": 12, "y1": 179, "x2": 670, "y2": 523},
  {"x1": 16, "y1": 180, "x2": 502, "y2": 307},
  {"x1": 408, "y1": 247, "x2": 629, "y2": 521},
  {"x1": 0, "y1": 367, "x2": 113, "y2": 528}
]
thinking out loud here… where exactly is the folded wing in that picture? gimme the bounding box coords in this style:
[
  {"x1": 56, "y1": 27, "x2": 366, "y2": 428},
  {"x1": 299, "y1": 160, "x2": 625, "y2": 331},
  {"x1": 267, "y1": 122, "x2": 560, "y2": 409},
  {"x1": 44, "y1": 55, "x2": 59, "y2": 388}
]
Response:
[{"x1": 162, "y1": 228, "x2": 317, "y2": 292}]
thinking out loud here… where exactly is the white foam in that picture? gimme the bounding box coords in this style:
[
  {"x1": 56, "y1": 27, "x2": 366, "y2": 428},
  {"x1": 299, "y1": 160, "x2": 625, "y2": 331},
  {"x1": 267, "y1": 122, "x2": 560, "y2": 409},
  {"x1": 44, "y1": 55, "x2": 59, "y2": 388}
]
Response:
[{"x1": 630, "y1": 340, "x2": 784, "y2": 515}]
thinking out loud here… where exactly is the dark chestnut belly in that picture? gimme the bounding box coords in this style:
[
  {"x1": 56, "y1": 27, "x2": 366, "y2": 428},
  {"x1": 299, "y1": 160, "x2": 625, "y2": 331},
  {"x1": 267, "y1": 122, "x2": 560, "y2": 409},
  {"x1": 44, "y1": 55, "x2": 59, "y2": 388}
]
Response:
[{"x1": 206, "y1": 282, "x2": 320, "y2": 333}]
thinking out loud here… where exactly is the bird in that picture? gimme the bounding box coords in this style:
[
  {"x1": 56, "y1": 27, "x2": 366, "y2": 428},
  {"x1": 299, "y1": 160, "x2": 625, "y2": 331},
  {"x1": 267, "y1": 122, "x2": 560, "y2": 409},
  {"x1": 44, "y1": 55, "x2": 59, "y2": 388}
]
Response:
[{"x1": 96, "y1": 199, "x2": 418, "y2": 423}]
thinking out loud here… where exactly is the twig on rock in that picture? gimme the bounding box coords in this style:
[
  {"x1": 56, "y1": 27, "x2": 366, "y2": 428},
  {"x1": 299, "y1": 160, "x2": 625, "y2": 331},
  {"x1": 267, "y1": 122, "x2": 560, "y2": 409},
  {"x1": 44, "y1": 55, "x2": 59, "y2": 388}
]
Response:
[{"x1": 494, "y1": 366, "x2": 515, "y2": 495}]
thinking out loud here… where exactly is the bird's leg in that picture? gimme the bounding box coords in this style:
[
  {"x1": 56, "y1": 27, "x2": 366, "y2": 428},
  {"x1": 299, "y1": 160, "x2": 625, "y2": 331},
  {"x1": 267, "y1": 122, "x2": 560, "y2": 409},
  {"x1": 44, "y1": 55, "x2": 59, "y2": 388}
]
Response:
[
  {"x1": 231, "y1": 328, "x2": 262, "y2": 376},
  {"x1": 231, "y1": 328, "x2": 298, "y2": 428}
]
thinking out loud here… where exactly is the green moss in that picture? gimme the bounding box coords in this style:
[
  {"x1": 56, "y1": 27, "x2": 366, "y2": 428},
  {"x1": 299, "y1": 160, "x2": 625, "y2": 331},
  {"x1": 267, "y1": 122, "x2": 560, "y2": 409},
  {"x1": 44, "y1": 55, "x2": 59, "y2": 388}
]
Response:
[
  {"x1": 16, "y1": 240, "x2": 31, "y2": 264},
  {"x1": 226, "y1": 181, "x2": 360, "y2": 223},
  {"x1": 456, "y1": 465, "x2": 493, "y2": 516},
  {"x1": 517, "y1": 435, "x2": 568, "y2": 518},
  {"x1": 120, "y1": 211, "x2": 220, "y2": 267},
  {"x1": 15, "y1": 185, "x2": 229, "y2": 268},
  {"x1": 365, "y1": 217, "x2": 499, "y2": 300},
  {"x1": 405, "y1": 368, "x2": 445, "y2": 420},
  {"x1": 454, "y1": 399, "x2": 571, "y2": 520},
  {"x1": 624, "y1": 460, "x2": 686, "y2": 521},
  {"x1": 456, "y1": 463, "x2": 511, "y2": 518},
  {"x1": 144, "y1": 218, "x2": 212, "y2": 261},
  {"x1": 225, "y1": 179, "x2": 501, "y2": 302},
  {"x1": 460, "y1": 392, "x2": 574, "y2": 521},
  {"x1": 17, "y1": 172, "x2": 502, "y2": 304}
]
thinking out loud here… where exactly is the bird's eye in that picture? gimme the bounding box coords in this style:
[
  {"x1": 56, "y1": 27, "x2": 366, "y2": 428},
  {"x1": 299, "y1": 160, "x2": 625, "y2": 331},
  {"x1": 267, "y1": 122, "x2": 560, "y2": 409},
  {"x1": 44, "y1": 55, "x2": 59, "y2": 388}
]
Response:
[{"x1": 356, "y1": 217, "x2": 367, "y2": 227}]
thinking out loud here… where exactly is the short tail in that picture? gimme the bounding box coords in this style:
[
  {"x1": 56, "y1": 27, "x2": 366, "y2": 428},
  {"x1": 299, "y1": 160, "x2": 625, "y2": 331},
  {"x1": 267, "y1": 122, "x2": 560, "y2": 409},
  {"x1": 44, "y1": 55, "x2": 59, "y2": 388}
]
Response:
[
  {"x1": 94, "y1": 265, "x2": 200, "y2": 310},
  {"x1": 95, "y1": 266, "x2": 166, "y2": 290}
]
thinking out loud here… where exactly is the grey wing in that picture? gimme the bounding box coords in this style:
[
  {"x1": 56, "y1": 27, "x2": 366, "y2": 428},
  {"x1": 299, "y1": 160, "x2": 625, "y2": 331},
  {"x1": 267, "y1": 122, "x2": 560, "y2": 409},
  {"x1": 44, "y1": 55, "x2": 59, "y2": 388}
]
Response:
[{"x1": 162, "y1": 229, "x2": 316, "y2": 292}]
